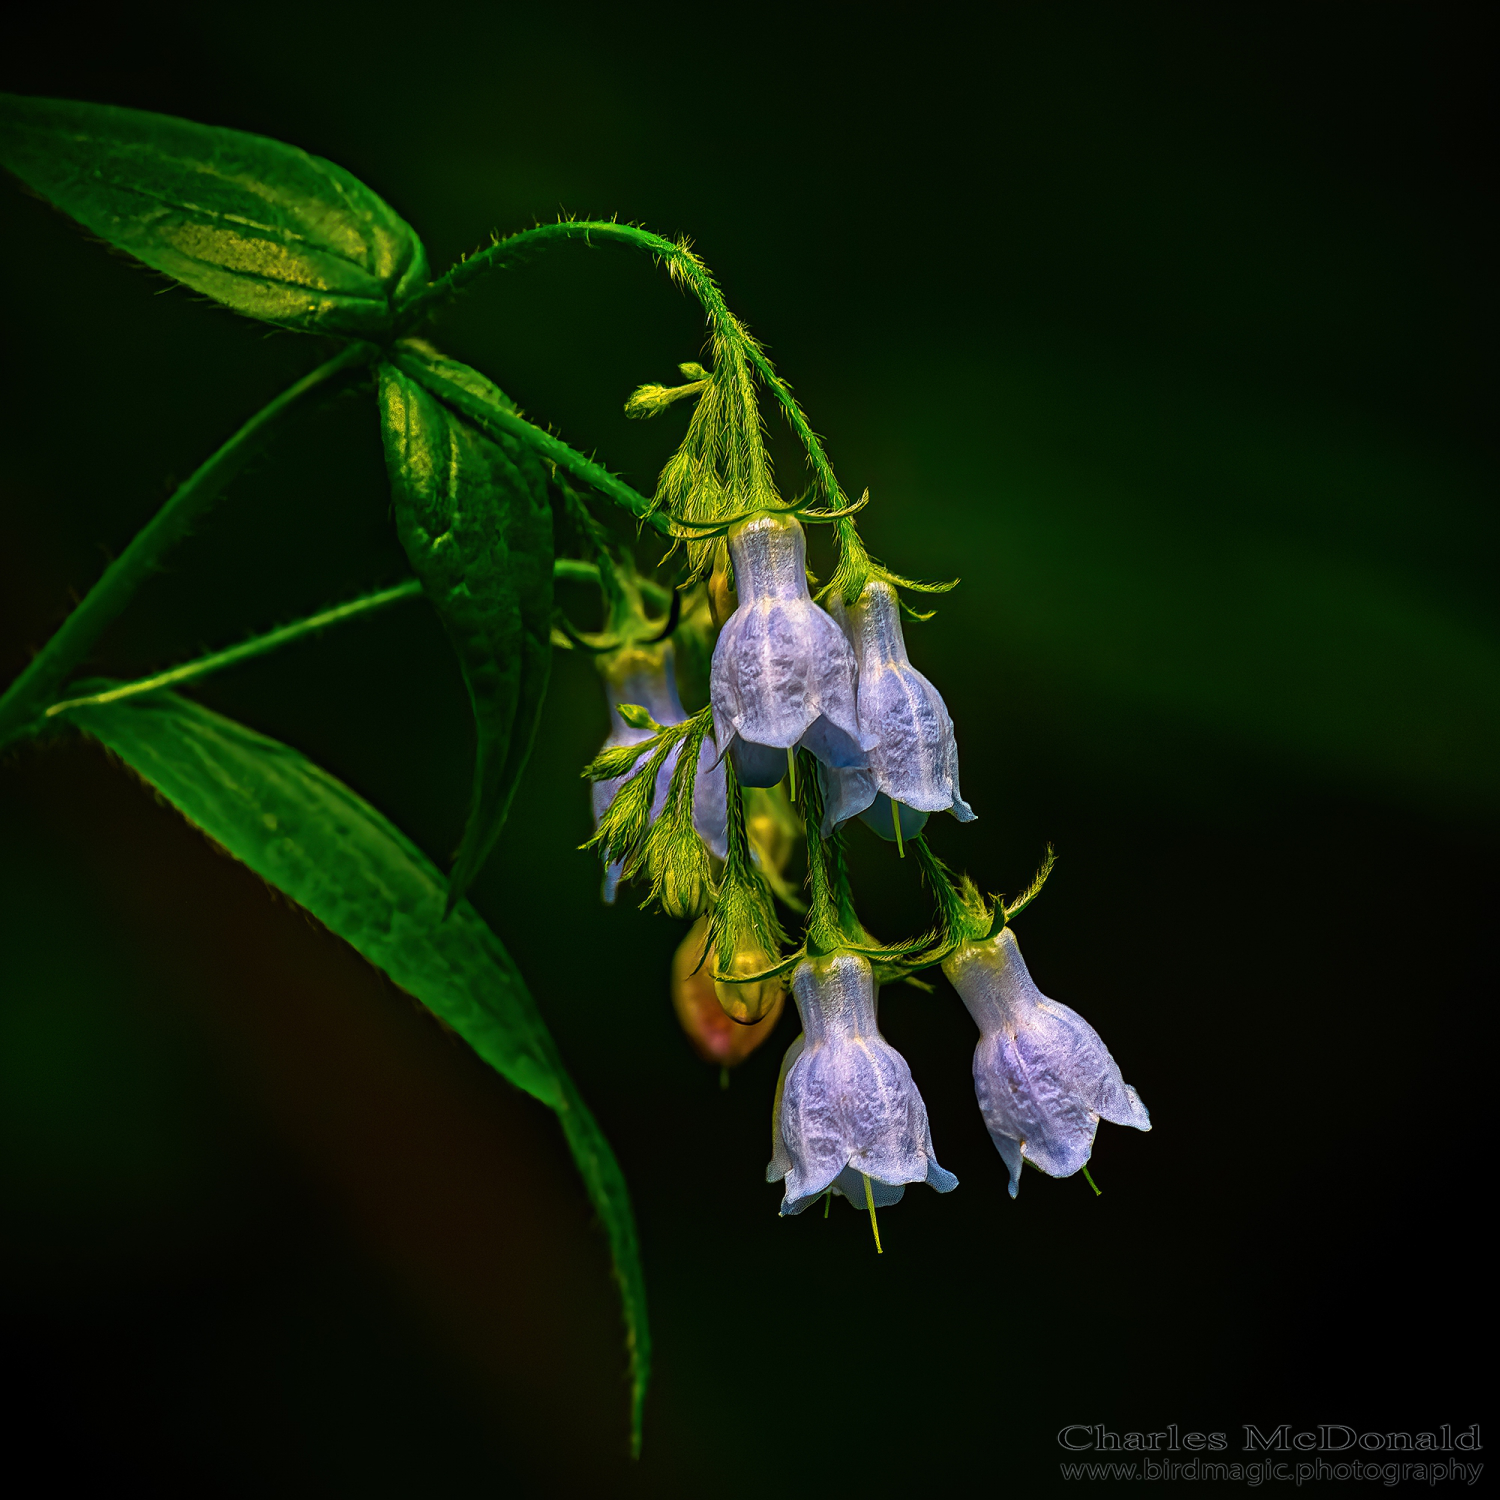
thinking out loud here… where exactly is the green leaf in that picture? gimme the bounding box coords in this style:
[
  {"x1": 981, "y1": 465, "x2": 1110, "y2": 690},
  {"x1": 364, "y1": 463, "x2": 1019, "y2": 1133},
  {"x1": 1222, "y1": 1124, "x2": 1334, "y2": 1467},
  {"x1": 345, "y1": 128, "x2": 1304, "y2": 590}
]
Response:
[
  {"x1": 0, "y1": 93, "x2": 427, "y2": 337},
  {"x1": 377, "y1": 354, "x2": 554, "y2": 908},
  {"x1": 59, "y1": 687, "x2": 650, "y2": 1453}
]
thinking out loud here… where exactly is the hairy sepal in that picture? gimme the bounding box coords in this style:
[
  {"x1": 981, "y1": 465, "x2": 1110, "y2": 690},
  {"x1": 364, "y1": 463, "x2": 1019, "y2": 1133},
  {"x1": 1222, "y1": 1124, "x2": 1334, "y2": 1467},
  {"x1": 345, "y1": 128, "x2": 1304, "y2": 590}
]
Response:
[
  {"x1": 708, "y1": 759, "x2": 789, "y2": 980},
  {"x1": 639, "y1": 714, "x2": 715, "y2": 918},
  {"x1": 584, "y1": 728, "x2": 685, "y2": 868}
]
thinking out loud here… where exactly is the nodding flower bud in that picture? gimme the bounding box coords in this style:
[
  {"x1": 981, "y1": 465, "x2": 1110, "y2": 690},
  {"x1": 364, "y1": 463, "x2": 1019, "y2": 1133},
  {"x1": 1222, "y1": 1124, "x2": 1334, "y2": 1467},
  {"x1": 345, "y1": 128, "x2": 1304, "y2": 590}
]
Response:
[
  {"x1": 654, "y1": 854, "x2": 712, "y2": 922},
  {"x1": 708, "y1": 849, "x2": 788, "y2": 1022},
  {"x1": 713, "y1": 937, "x2": 785, "y2": 1025},
  {"x1": 820, "y1": 579, "x2": 975, "y2": 841},
  {"x1": 943, "y1": 927, "x2": 1150, "y2": 1198},
  {"x1": 767, "y1": 951, "x2": 957, "y2": 1215},
  {"x1": 710, "y1": 513, "x2": 874, "y2": 788},
  {"x1": 591, "y1": 643, "x2": 726, "y2": 903},
  {"x1": 671, "y1": 919, "x2": 785, "y2": 1068}
]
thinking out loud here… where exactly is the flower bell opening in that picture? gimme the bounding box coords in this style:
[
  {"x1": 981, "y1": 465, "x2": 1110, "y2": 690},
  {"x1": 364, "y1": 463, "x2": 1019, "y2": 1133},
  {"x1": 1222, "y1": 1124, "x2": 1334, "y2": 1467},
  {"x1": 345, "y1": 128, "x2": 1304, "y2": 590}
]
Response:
[
  {"x1": 943, "y1": 926, "x2": 1150, "y2": 1198},
  {"x1": 767, "y1": 952, "x2": 957, "y2": 1217}
]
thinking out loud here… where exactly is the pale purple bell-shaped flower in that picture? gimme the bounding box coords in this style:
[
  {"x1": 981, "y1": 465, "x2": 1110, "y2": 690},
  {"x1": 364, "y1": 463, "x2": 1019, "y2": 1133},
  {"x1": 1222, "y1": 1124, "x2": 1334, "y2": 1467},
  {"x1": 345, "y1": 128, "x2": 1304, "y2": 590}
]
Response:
[
  {"x1": 767, "y1": 951, "x2": 957, "y2": 1214},
  {"x1": 592, "y1": 645, "x2": 727, "y2": 901},
  {"x1": 710, "y1": 513, "x2": 874, "y2": 788},
  {"x1": 943, "y1": 927, "x2": 1150, "y2": 1197},
  {"x1": 820, "y1": 579, "x2": 975, "y2": 841}
]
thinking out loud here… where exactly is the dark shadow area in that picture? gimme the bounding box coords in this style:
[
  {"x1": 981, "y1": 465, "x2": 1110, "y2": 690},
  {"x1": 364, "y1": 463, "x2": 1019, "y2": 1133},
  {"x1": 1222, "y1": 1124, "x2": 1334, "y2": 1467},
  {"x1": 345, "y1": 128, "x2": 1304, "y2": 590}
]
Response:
[{"x1": 2, "y1": 6, "x2": 1490, "y2": 1494}]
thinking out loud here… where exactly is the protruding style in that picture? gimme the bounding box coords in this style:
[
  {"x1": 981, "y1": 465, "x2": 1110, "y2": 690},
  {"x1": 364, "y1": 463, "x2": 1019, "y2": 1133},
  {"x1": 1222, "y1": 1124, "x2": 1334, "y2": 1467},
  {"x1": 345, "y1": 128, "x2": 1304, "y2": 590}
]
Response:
[
  {"x1": 767, "y1": 951, "x2": 957, "y2": 1214},
  {"x1": 943, "y1": 927, "x2": 1150, "y2": 1197}
]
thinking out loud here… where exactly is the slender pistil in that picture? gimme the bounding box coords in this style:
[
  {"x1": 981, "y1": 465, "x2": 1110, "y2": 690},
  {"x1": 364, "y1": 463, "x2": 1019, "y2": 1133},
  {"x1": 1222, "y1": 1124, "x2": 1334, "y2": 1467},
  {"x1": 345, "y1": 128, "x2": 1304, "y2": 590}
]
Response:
[
  {"x1": 1081, "y1": 1165, "x2": 1101, "y2": 1196},
  {"x1": 862, "y1": 1173, "x2": 884, "y2": 1254},
  {"x1": 891, "y1": 798, "x2": 905, "y2": 857}
]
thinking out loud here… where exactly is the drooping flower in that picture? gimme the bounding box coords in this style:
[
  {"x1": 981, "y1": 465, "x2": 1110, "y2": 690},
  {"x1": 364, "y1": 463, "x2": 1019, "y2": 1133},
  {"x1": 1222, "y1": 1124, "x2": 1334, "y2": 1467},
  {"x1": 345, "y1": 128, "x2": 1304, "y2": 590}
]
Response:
[
  {"x1": 820, "y1": 578, "x2": 974, "y2": 842},
  {"x1": 710, "y1": 512, "x2": 873, "y2": 788},
  {"x1": 943, "y1": 926, "x2": 1150, "y2": 1197},
  {"x1": 767, "y1": 951, "x2": 957, "y2": 1214},
  {"x1": 671, "y1": 918, "x2": 785, "y2": 1068},
  {"x1": 591, "y1": 644, "x2": 726, "y2": 901}
]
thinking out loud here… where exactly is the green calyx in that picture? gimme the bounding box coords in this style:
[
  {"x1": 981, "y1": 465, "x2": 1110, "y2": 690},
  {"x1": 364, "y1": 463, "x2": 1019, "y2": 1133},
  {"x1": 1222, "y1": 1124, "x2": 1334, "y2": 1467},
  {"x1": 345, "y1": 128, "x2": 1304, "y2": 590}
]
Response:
[
  {"x1": 638, "y1": 714, "x2": 715, "y2": 919},
  {"x1": 558, "y1": 560, "x2": 682, "y2": 660},
  {"x1": 911, "y1": 837, "x2": 1061, "y2": 958},
  {"x1": 818, "y1": 518, "x2": 960, "y2": 615},
  {"x1": 707, "y1": 758, "x2": 792, "y2": 987},
  {"x1": 582, "y1": 707, "x2": 716, "y2": 919},
  {"x1": 789, "y1": 752, "x2": 936, "y2": 976}
]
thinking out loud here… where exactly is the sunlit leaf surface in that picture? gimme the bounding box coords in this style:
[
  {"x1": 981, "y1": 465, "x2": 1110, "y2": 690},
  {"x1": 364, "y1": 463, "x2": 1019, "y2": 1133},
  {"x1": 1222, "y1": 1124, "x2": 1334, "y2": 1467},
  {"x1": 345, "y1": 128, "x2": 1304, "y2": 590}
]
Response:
[{"x1": 0, "y1": 93, "x2": 427, "y2": 335}]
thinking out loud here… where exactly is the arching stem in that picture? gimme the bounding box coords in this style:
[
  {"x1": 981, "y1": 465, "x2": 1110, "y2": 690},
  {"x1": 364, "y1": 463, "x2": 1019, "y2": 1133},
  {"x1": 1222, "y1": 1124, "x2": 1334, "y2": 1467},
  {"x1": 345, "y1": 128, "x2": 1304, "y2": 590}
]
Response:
[{"x1": 0, "y1": 342, "x2": 377, "y2": 749}]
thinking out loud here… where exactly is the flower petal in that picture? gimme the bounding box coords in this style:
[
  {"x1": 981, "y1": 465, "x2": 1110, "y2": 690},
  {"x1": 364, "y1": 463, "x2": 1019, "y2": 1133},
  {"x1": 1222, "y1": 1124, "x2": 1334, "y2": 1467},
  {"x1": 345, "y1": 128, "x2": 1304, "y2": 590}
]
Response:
[
  {"x1": 817, "y1": 763, "x2": 878, "y2": 835},
  {"x1": 709, "y1": 515, "x2": 871, "y2": 772},
  {"x1": 831, "y1": 580, "x2": 973, "y2": 824},
  {"x1": 944, "y1": 928, "x2": 1148, "y2": 1195},
  {"x1": 772, "y1": 952, "x2": 955, "y2": 1215}
]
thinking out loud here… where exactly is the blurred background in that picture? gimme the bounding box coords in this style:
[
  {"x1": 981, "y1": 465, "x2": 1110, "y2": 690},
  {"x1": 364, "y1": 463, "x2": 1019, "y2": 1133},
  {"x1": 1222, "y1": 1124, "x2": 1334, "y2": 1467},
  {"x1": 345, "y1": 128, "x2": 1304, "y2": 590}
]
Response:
[{"x1": 1, "y1": 5, "x2": 1491, "y2": 1493}]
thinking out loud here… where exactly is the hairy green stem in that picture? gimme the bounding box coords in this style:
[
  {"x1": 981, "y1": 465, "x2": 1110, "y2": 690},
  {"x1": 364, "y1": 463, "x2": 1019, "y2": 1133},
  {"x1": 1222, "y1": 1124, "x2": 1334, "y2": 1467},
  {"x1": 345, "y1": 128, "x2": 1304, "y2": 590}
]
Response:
[
  {"x1": 406, "y1": 221, "x2": 700, "y2": 328},
  {"x1": 39, "y1": 555, "x2": 636, "y2": 723},
  {"x1": 0, "y1": 342, "x2": 377, "y2": 749},
  {"x1": 43, "y1": 579, "x2": 425, "y2": 717},
  {"x1": 408, "y1": 221, "x2": 844, "y2": 513},
  {"x1": 912, "y1": 836, "x2": 970, "y2": 940},
  {"x1": 389, "y1": 347, "x2": 669, "y2": 535},
  {"x1": 553, "y1": 557, "x2": 602, "y2": 587},
  {"x1": 796, "y1": 751, "x2": 845, "y2": 954}
]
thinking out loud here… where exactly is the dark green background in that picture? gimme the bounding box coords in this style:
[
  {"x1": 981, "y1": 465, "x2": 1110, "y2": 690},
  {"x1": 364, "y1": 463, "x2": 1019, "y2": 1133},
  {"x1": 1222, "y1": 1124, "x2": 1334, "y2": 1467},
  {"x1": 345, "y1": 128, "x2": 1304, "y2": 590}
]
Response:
[{"x1": 1, "y1": 6, "x2": 1491, "y2": 1494}]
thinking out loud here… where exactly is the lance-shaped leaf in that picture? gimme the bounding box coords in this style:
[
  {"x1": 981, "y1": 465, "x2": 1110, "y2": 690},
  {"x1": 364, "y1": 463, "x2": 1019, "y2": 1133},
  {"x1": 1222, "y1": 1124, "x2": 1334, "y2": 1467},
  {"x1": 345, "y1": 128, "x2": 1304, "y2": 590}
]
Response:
[
  {"x1": 378, "y1": 356, "x2": 554, "y2": 907},
  {"x1": 0, "y1": 93, "x2": 427, "y2": 337},
  {"x1": 59, "y1": 687, "x2": 650, "y2": 1454}
]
